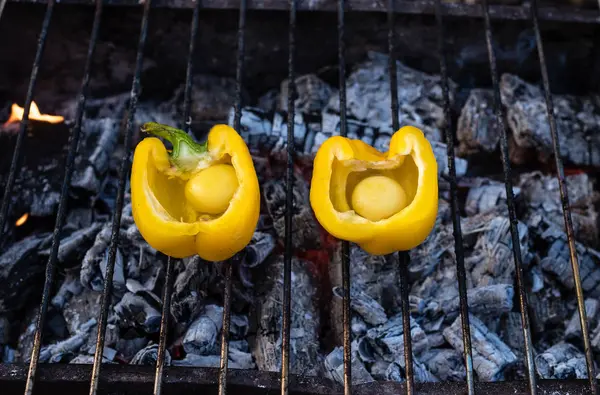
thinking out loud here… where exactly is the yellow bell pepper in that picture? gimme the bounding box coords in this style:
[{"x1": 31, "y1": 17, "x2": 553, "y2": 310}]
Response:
[
  {"x1": 309, "y1": 126, "x2": 438, "y2": 255},
  {"x1": 130, "y1": 122, "x2": 260, "y2": 262}
]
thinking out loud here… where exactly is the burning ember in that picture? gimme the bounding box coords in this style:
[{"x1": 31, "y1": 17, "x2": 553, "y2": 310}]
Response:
[
  {"x1": 3, "y1": 102, "x2": 64, "y2": 127},
  {"x1": 15, "y1": 213, "x2": 29, "y2": 227}
]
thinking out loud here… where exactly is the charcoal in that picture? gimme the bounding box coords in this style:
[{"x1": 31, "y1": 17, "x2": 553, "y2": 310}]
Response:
[
  {"x1": 263, "y1": 171, "x2": 321, "y2": 251},
  {"x1": 331, "y1": 244, "x2": 401, "y2": 334},
  {"x1": 457, "y1": 89, "x2": 502, "y2": 156},
  {"x1": 519, "y1": 171, "x2": 598, "y2": 247},
  {"x1": 565, "y1": 298, "x2": 600, "y2": 340},
  {"x1": 280, "y1": 74, "x2": 335, "y2": 113},
  {"x1": 0, "y1": 232, "x2": 51, "y2": 312},
  {"x1": 385, "y1": 353, "x2": 438, "y2": 383},
  {"x1": 324, "y1": 345, "x2": 375, "y2": 385},
  {"x1": 71, "y1": 118, "x2": 119, "y2": 193},
  {"x1": 39, "y1": 223, "x2": 102, "y2": 267},
  {"x1": 420, "y1": 348, "x2": 466, "y2": 382},
  {"x1": 0, "y1": 316, "x2": 9, "y2": 345},
  {"x1": 253, "y1": 256, "x2": 320, "y2": 376},
  {"x1": 500, "y1": 73, "x2": 600, "y2": 167},
  {"x1": 466, "y1": 216, "x2": 530, "y2": 287},
  {"x1": 113, "y1": 291, "x2": 162, "y2": 335},
  {"x1": 528, "y1": 275, "x2": 569, "y2": 335},
  {"x1": 441, "y1": 284, "x2": 514, "y2": 322},
  {"x1": 230, "y1": 314, "x2": 249, "y2": 339},
  {"x1": 242, "y1": 231, "x2": 276, "y2": 268},
  {"x1": 114, "y1": 336, "x2": 149, "y2": 361},
  {"x1": 171, "y1": 74, "x2": 245, "y2": 122},
  {"x1": 499, "y1": 312, "x2": 526, "y2": 352},
  {"x1": 51, "y1": 272, "x2": 83, "y2": 310},
  {"x1": 183, "y1": 304, "x2": 223, "y2": 356},
  {"x1": 80, "y1": 214, "x2": 162, "y2": 296},
  {"x1": 324, "y1": 51, "x2": 455, "y2": 141},
  {"x1": 333, "y1": 285, "x2": 387, "y2": 326},
  {"x1": 170, "y1": 256, "x2": 214, "y2": 328},
  {"x1": 536, "y1": 343, "x2": 588, "y2": 379},
  {"x1": 534, "y1": 217, "x2": 600, "y2": 298},
  {"x1": 465, "y1": 178, "x2": 520, "y2": 216},
  {"x1": 365, "y1": 314, "x2": 429, "y2": 362},
  {"x1": 431, "y1": 141, "x2": 468, "y2": 179},
  {"x1": 62, "y1": 288, "x2": 101, "y2": 335},
  {"x1": 443, "y1": 314, "x2": 517, "y2": 381},
  {"x1": 37, "y1": 318, "x2": 96, "y2": 363},
  {"x1": 130, "y1": 343, "x2": 171, "y2": 366}
]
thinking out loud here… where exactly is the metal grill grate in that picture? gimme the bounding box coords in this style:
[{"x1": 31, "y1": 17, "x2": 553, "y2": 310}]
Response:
[{"x1": 0, "y1": 1, "x2": 599, "y2": 394}]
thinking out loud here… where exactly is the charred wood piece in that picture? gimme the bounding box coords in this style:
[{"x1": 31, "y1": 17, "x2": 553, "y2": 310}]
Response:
[
  {"x1": 263, "y1": 172, "x2": 321, "y2": 251},
  {"x1": 385, "y1": 353, "x2": 438, "y2": 383},
  {"x1": 280, "y1": 74, "x2": 335, "y2": 114},
  {"x1": 365, "y1": 313, "x2": 429, "y2": 362},
  {"x1": 333, "y1": 285, "x2": 387, "y2": 326},
  {"x1": 465, "y1": 178, "x2": 520, "y2": 217},
  {"x1": 37, "y1": 318, "x2": 96, "y2": 363},
  {"x1": 442, "y1": 284, "x2": 514, "y2": 322},
  {"x1": 500, "y1": 73, "x2": 600, "y2": 167},
  {"x1": 420, "y1": 348, "x2": 466, "y2": 382},
  {"x1": 519, "y1": 171, "x2": 598, "y2": 247},
  {"x1": 457, "y1": 89, "x2": 502, "y2": 156},
  {"x1": 0, "y1": 233, "x2": 51, "y2": 312},
  {"x1": 324, "y1": 345, "x2": 375, "y2": 385},
  {"x1": 443, "y1": 314, "x2": 517, "y2": 381},
  {"x1": 324, "y1": 51, "x2": 455, "y2": 141},
  {"x1": 113, "y1": 291, "x2": 162, "y2": 335},
  {"x1": 253, "y1": 256, "x2": 320, "y2": 376}
]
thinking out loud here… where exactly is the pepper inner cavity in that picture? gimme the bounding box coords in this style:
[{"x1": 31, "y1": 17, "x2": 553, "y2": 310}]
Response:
[{"x1": 331, "y1": 155, "x2": 419, "y2": 221}]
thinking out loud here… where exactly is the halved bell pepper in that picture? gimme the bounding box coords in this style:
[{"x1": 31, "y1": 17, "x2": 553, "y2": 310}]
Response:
[
  {"x1": 309, "y1": 126, "x2": 438, "y2": 255},
  {"x1": 131, "y1": 122, "x2": 260, "y2": 262}
]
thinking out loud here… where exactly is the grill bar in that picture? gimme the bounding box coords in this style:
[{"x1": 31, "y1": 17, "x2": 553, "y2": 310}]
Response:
[
  {"x1": 4, "y1": 0, "x2": 600, "y2": 23},
  {"x1": 529, "y1": 0, "x2": 597, "y2": 392},
  {"x1": 154, "y1": 1, "x2": 202, "y2": 393},
  {"x1": 154, "y1": 257, "x2": 174, "y2": 395},
  {"x1": 88, "y1": 1, "x2": 152, "y2": 393},
  {"x1": 399, "y1": 256, "x2": 415, "y2": 394},
  {"x1": 336, "y1": 0, "x2": 352, "y2": 393},
  {"x1": 436, "y1": 0, "x2": 475, "y2": 395},
  {"x1": 0, "y1": 0, "x2": 54, "y2": 245},
  {"x1": 387, "y1": 3, "x2": 416, "y2": 393},
  {"x1": 218, "y1": 260, "x2": 234, "y2": 395},
  {"x1": 480, "y1": 0, "x2": 537, "y2": 393},
  {"x1": 280, "y1": 0, "x2": 297, "y2": 391},
  {"x1": 21, "y1": 1, "x2": 97, "y2": 394},
  {"x1": 218, "y1": 0, "x2": 248, "y2": 392},
  {"x1": 433, "y1": 1, "x2": 475, "y2": 394}
]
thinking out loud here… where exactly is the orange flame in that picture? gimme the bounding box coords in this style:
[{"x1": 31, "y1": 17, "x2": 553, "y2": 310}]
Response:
[
  {"x1": 4, "y1": 102, "x2": 64, "y2": 127},
  {"x1": 15, "y1": 213, "x2": 29, "y2": 227}
]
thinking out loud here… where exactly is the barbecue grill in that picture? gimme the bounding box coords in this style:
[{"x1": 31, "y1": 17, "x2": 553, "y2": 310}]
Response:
[{"x1": 0, "y1": 0, "x2": 598, "y2": 394}]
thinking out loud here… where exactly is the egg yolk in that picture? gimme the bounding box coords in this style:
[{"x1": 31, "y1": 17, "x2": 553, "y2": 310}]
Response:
[
  {"x1": 351, "y1": 175, "x2": 408, "y2": 221},
  {"x1": 185, "y1": 164, "x2": 239, "y2": 215}
]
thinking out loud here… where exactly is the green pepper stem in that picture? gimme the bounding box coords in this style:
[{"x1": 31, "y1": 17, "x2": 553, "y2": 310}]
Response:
[{"x1": 141, "y1": 122, "x2": 209, "y2": 172}]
